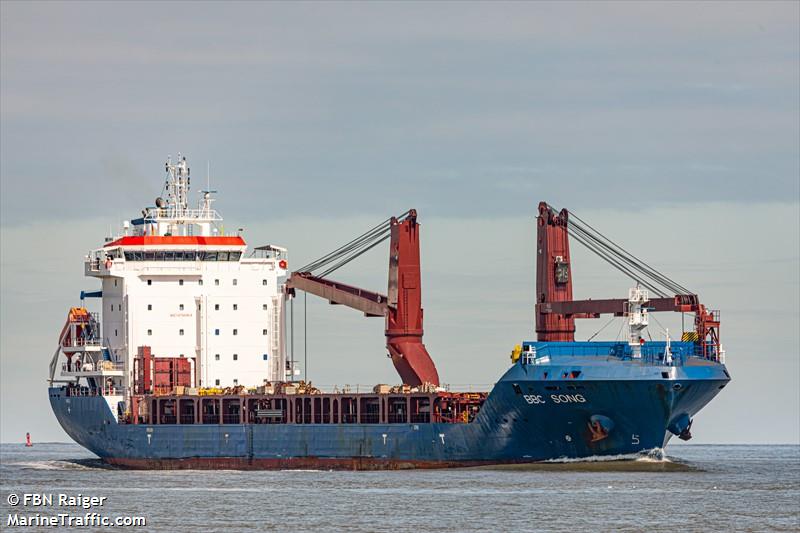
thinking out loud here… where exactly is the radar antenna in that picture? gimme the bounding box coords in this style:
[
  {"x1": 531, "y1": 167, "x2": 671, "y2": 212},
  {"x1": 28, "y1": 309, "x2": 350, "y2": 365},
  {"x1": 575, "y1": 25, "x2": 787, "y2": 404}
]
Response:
[{"x1": 164, "y1": 153, "x2": 191, "y2": 216}]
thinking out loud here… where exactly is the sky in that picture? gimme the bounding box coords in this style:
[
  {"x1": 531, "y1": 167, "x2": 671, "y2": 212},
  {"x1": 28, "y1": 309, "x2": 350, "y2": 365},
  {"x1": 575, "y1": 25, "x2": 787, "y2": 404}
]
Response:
[{"x1": 1, "y1": 1, "x2": 798, "y2": 444}]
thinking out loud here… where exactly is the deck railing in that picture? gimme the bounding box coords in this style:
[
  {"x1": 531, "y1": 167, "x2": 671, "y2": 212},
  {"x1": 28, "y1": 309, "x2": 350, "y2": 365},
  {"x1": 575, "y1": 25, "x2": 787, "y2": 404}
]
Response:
[
  {"x1": 64, "y1": 386, "x2": 126, "y2": 397},
  {"x1": 62, "y1": 361, "x2": 123, "y2": 373}
]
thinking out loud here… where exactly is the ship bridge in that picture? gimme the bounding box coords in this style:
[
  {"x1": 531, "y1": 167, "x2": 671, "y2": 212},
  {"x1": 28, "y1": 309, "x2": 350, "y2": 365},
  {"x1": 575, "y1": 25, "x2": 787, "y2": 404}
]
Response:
[{"x1": 56, "y1": 152, "x2": 290, "y2": 416}]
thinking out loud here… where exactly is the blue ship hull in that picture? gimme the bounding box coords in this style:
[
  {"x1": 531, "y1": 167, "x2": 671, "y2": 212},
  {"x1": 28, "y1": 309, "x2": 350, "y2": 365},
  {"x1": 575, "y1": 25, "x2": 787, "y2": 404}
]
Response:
[{"x1": 49, "y1": 349, "x2": 730, "y2": 469}]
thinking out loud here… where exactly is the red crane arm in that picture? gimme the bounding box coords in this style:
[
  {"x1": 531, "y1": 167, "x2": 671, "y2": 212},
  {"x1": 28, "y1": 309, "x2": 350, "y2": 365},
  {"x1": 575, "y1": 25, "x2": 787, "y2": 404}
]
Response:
[
  {"x1": 535, "y1": 200, "x2": 721, "y2": 359},
  {"x1": 385, "y1": 211, "x2": 440, "y2": 387},
  {"x1": 535, "y1": 202, "x2": 576, "y2": 341},
  {"x1": 286, "y1": 210, "x2": 440, "y2": 387},
  {"x1": 537, "y1": 295, "x2": 699, "y2": 317},
  {"x1": 288, "y1": 275, "x2": 388, "y2": 317}
]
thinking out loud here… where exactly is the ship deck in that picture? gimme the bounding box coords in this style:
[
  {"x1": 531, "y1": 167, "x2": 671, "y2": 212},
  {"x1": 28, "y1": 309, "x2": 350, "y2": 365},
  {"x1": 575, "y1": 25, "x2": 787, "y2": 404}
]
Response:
[{"x1": 124, "y1": 390, "x2": 488, "y2": 426}]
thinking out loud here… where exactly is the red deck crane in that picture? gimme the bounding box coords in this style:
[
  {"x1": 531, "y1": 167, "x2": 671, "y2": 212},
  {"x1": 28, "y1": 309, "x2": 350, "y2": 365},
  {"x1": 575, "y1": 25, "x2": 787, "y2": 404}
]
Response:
[
  {"x1": 535, "y1": 201, "x2": 721, "y2": 359},
  {"x1": 286, "y1": 210, "x2": 440, "y2": 387}
]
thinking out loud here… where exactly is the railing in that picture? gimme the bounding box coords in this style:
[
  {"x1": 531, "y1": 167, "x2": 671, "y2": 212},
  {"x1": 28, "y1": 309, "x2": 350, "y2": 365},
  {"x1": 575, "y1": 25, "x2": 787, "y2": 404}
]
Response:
[
  {"x1": 519, "y1": 342, "x2": 702, "y2": 367},
  {"x1": 520, "y1": 349, "x2": 550, "y2": 366},
  {"x1": 142, "y1": 206, "x2": 223, "y2": 221},
  {"x1": 62, "y1": 361, "x2": 123, "y2": 373},
  {"x1": 222, "y1": 414, "x2": 241, "y2": 424},
  {"x1": 64, "y1": 386, "x2": 126, "y2": 397},
  {"x1": 64, "y1": 338, "x2": 103, "y2": 348},
  {"x1": 85, "y1": 259, "x2": 116, "y2": 272}
]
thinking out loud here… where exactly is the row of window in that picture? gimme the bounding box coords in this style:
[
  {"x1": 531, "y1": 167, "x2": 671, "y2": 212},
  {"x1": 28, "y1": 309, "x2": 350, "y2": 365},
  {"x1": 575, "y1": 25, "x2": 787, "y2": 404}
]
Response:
[
  {"x1": 146, "y1": 279, "x2": 269, "y2": 286},
  {"x1": 213, "y1": 353, "x2": 269, "y2": 361},
  {"x1": 145, "y1": 328, "x2": 269, "y2": 336},
  {"x1": 143, "y1": 303, "x2": 269, "y2": 311},
  {"x1": 124, "y1": 251, "x2": 243, "y2": 262},
  {"x1": 210, "y1": 354, "x2": 271, "y2": 386}
]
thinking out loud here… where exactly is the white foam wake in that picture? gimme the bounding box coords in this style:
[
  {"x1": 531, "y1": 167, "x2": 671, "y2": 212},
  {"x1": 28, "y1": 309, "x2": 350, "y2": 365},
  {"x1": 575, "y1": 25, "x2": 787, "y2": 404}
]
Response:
[{"x1": 544, "y1": 448, "x2": 670, "y2": 464}]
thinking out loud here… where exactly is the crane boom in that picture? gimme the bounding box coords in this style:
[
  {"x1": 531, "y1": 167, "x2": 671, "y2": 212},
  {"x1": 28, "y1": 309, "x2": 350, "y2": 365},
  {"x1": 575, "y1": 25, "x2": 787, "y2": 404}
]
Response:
[
  {"x1": 287, "y1": 210, "x2": 440, "y2": 387},
  {"x1": 288, "y1": 275, "x2": 388, "y2": 317},
  {"x1": 535, "y1": 201, "x2": 721, "y2": 360}
]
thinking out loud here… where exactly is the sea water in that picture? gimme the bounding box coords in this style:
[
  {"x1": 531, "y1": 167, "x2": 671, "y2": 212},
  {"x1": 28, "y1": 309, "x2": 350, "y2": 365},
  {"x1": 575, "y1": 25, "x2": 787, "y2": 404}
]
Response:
[{"x1": 1, "y1": 443, "x2": 797, "y2": 532}]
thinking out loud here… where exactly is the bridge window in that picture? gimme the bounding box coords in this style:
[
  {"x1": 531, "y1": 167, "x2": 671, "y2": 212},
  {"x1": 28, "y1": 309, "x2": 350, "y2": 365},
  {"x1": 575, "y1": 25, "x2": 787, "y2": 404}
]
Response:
[
  {"x1": 215, "y1": 379, "x2": 220, "y2": 386},
  {"x1": 147, "y1": 280, "x2": 152, "y2": 286},
  {"x1": 233, "y1": 304, "x2": 238, "y2": 311},
  {"x1": 215, "y1": 354, "x2": 220, "y2": 360},
  {"x1": 262, "y1": 329, "x2": 268, "y2": 335},
  {"x1": 179, "y1": 279, "x2": 184, "y2": 286},
  {"x1": 263, "y1": 279, "x2": 268, "y2": 286},
  {"x1": 147, "y1": 329, "x2": 152, "y2": 336},
  {"x1": 233, "y1": 279, "x2": 238, "y2": 286},
  {"x1": 198, "y1": 279, "x2": 203, "y2": 286},
  {"x1": 215, "y1": 304, "x2": 219, "y2": 310},
  {"x1": 263, "y1": 354, "x2": 268, "y2": 360},
  {"x1": 179, "y1": 329, "x2": 184, "y2": 336},
  {"x1": 215, "y1": 279, "x2": 219, "y2": 286},
  {"x1": 179, "y1": 304, "x2": 184, "y2": 311},
  {"x1": 263, "y1": 304, "x2": 268, "y2": 310},
  {"x1": 233, "y1": 354, "x2": 238, "y2": 361},
  {"x1": 233, "y1": 329, "x2": 238, "y2": 336},
  {"x1": 214, "y1": 329, "x2": 219, "y2": 335},
  {"x1": 147, "y1": 304, "x2": 152, "y2": 310}
]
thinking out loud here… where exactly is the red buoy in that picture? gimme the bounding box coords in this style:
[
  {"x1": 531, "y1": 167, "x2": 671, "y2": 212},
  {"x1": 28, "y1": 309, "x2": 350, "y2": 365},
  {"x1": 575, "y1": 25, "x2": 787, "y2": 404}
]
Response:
[{"x1": 25, "y1": 432, "x2": 32, "y2": 447}]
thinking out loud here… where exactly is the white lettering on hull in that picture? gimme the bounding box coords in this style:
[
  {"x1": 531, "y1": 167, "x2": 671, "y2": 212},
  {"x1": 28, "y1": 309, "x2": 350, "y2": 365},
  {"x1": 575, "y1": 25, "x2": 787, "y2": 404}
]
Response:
[{"x1": 522, "y1": 393, "x2": 587, "y2": 405}]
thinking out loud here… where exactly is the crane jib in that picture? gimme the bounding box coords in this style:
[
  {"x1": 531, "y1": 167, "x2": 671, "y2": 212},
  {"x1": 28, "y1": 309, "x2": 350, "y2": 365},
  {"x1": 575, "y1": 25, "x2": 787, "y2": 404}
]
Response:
[{"x1": 286, "y1": 210, "x2": 440, "y2": 387}]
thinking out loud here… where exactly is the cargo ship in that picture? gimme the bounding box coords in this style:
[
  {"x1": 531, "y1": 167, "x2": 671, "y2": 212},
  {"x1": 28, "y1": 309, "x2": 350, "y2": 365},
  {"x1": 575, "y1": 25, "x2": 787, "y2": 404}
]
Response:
[{"x1": 48, "y1": 153, "x2": 730, "y2": 469}]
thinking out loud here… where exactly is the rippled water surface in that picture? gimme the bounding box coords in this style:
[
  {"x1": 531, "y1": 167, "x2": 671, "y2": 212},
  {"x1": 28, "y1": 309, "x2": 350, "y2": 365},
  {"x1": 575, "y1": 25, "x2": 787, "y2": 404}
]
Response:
[{"x1": 1, "y1": 443, "x2": 798, "y2": 532}]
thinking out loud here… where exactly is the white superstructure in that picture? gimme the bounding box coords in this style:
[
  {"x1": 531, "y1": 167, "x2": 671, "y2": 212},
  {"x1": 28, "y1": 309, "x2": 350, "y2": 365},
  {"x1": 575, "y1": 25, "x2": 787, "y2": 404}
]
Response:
[{"x1": 81, "y1": 153, "x2": 288, "y2": 390}]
